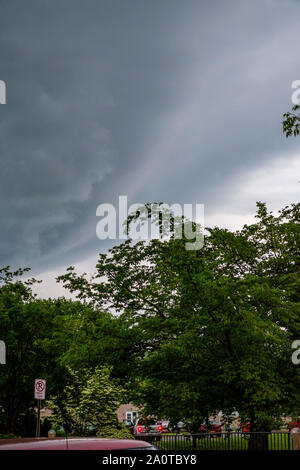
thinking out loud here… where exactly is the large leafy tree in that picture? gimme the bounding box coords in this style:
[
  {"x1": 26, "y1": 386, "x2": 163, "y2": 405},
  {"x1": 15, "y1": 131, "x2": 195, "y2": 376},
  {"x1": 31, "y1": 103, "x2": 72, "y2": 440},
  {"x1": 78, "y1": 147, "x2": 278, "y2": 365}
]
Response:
[
  {"x1": 59, "y1": 202, "x2": 300, "y2": 432},
  {"x1": 0, "y1": 270, "x2": 79, "y2": 436},
  {"x1": 0, "y1": 267, "x2": 44, "y2": 435}
]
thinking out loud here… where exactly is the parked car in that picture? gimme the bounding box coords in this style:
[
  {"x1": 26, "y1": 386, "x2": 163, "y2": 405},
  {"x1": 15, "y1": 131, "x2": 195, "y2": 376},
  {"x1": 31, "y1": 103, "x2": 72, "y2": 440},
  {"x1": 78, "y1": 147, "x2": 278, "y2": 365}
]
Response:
[
  {"x1": 133, "y1": 419, "x2": 163, "y2": 439},
  {"x1": 0, "y1": 437, "x2": 157, "y2": 450},
  {"x1": 242, "y1": 421, "x2": 251, "y2": 432},
  {"x1": 289, "y1": 420, "x2": 300, "y2": 430},
  {"x1": 198, "y1": 420, "x2": 222, "y2": 436},
  {"x1": 160, "y1": 420, "x2": 170, "y2": 433}
]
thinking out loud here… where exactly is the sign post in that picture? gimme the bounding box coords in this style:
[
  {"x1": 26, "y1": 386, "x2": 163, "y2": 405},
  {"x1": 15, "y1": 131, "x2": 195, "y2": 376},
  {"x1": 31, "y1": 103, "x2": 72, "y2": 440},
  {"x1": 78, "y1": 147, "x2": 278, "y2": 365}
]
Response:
[
  {"x1": 34, "y1": 379, "x2": 46, "y2": 437},
  {"x1": 35, "y1": 399, "x2": 41, "y2": 438}
]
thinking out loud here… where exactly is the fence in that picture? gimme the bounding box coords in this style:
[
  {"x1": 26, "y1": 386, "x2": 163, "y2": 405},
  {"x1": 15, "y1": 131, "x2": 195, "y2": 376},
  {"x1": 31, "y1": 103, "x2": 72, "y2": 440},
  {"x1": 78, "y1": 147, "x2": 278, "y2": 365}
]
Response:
[{"x1": 135, "y1": 431, "x2": 297, "y2": 450}]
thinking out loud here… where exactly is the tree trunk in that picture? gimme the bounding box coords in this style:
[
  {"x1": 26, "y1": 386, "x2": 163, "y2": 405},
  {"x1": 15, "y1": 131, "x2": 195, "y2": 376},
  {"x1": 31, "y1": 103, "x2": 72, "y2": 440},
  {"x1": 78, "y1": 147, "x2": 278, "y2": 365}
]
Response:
[
  {"x1": 247, "y1": 410, "x2": 268, "y2": 450},
  {"x1": 248, "y1": 433, "x2": 268, "y2": 450}
]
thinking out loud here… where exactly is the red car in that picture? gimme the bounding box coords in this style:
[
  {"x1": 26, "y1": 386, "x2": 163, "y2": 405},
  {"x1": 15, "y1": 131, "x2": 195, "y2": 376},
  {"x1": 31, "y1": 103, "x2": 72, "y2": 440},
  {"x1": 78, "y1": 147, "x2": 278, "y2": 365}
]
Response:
[
  {"x1": 198, "y1": 421, "x2": 222, "y2": 436},
  {"x1": 242, "y1": 422, "x2": 251, "y2": 432},
  {"x1": 289, "y1": 420, "x2": 300, "y2": 430},
  {"x1": 0, "y1": 438, "x2": 157, "y2": 450}
]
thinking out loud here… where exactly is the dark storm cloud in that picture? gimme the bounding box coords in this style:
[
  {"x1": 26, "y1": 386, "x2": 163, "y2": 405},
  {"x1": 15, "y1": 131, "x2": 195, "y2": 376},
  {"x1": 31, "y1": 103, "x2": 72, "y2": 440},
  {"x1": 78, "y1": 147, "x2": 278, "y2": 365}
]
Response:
[{"x1": 0, "y1": 0, "x2": 299, "y2": 278}]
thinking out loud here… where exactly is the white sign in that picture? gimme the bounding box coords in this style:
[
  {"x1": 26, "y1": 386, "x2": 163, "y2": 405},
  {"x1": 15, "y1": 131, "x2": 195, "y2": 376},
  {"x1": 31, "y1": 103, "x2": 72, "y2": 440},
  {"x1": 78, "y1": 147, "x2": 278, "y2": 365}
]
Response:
[
  {"x1": 0, "y1": 341, "x2": 5, "y2": 364},
  {"x1": 0, "y1": 80, "x2": 6, "y2": 104},
  {"x1": 34, "y1": 379, "x2": 46, "y2": 400}
]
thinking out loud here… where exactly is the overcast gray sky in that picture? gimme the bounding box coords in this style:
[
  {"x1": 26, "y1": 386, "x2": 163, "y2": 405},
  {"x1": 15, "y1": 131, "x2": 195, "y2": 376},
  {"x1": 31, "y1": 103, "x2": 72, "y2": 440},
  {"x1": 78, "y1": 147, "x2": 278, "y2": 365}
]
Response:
[{"x1": 0, "y1": 0, "x2": 299, "y2": 297}]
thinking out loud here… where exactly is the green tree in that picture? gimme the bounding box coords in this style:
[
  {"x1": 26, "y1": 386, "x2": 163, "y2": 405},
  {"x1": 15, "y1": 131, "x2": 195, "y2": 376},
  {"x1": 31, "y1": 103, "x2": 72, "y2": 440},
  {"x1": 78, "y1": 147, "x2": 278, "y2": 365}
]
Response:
[
  {"x1": 59, "y1": 202, "x2": 299, "y2": 434},
  {"x1": 0, "y1": 271, "x2": 76, "y2": 436},
  {"x1": 283, "y1": 105, "x2": 300, "y2": 137},
  {"x1": 0, "y1": 267, "x2": 47, "y2": 435},
  {"x1": 49, "y1": 366, "x2": 132, "y2": 438}
]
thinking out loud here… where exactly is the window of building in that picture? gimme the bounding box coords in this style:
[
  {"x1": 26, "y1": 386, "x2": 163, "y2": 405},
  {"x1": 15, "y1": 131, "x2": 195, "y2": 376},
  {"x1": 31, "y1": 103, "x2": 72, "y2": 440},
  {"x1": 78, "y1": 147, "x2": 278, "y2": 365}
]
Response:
[{"x1": 126, "y1": 411, "x2": 138, "y2": 423}]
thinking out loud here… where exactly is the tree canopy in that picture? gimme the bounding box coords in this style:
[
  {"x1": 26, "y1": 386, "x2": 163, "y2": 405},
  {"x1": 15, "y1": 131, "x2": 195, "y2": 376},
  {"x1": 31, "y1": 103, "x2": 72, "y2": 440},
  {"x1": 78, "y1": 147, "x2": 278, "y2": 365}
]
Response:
[
  {"x1": 58, "y1": 201, "x2": 300, "y2": 432},
  {"x1": 1, "y1": 200, "x2": 299, "y2": 436}
]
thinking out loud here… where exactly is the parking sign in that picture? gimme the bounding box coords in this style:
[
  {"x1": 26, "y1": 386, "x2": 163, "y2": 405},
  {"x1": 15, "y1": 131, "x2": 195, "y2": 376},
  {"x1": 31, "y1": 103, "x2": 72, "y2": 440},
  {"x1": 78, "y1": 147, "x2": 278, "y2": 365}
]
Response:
[{"x1": 34, "y1": 379, "x2": 46, "y2": 400}]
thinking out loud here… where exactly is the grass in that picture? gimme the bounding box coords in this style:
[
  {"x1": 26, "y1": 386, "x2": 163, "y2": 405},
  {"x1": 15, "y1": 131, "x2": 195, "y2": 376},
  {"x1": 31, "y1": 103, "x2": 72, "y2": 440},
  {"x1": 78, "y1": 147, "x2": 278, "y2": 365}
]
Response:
[{"x1": 154, "y1": 433, "x2": 295, "y2": 451}]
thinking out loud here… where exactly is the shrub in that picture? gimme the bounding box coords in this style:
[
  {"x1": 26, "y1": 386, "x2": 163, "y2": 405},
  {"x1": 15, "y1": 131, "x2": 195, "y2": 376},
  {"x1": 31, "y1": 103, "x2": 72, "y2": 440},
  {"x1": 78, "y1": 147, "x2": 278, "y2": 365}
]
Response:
[{"x1": 96, "y1": 422, "x2": 133, "y2": 440}]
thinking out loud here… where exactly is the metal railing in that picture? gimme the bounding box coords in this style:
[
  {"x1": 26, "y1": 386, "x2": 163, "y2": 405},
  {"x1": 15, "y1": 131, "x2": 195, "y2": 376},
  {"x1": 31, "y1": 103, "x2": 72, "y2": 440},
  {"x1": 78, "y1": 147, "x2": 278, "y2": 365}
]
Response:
[{"x1": 135, "y1": 431, "x2": 296, "y2": 450}]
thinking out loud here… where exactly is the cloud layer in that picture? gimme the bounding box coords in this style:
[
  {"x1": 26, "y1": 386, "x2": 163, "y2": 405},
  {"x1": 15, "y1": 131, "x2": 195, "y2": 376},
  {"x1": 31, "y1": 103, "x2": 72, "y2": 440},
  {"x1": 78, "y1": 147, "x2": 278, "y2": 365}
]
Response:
[{"x1": 0, "y1": 0, "x2": 299, "y2": 296}]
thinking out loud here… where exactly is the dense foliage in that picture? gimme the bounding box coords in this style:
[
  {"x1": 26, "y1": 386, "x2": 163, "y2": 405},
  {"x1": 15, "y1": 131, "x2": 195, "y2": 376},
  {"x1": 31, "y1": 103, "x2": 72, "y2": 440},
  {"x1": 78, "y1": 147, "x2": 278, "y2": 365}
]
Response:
[
  {"x1": 48, "y1": 366, "x2": 132, "y2": 439},
  {"x1": 59, "y1": 202, "x2": 300, "y2": 432},
  {"x1": 0, "y1": 201, "x2": 299, "y2": 436}
]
